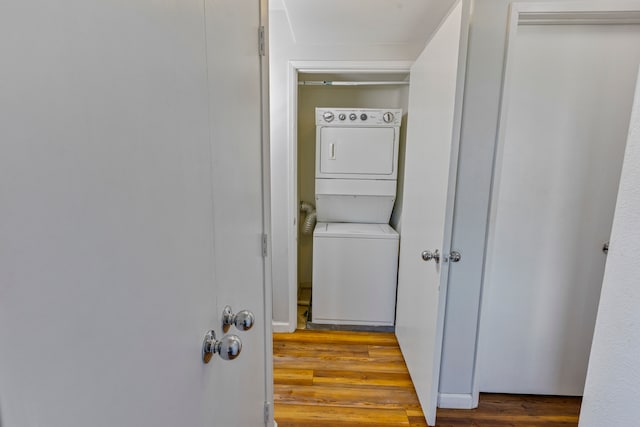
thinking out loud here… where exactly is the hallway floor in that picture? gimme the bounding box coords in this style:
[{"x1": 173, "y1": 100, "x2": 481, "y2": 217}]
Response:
[{"x1": 273, "y1": 330, "x2": 582, "y2": 426}]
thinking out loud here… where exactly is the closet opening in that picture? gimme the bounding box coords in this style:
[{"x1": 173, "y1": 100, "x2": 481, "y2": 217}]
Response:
[{"x1": 293, "y1": 69, "x2": 410, "y2": 330}]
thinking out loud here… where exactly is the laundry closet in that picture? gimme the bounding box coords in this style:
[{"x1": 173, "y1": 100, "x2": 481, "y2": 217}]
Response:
[{"x1": 296, "y1": 72, "x2": 409, "y2": 328}]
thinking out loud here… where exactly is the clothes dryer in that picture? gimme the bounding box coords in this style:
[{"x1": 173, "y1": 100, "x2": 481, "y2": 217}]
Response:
[{"x1": 315, "y1": 108, "x2": 402, "y2": 223}]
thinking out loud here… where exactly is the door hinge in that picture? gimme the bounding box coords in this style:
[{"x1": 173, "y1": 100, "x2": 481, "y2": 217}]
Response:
[
  {"x1": 262, "y1": 234, "x2": 268, "y2": 257},
  {"x1": 264, "y1": 401, "x2": 272, "y2": 424},
  {"x1": 258, "y1": 26, "x2": 265, "y2": 56}
]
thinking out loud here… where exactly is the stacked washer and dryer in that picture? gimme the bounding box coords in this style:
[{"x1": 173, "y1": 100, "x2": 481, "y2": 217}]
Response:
[{"x1": 312, "y1": 108, "x2": 402, "y2": 327}]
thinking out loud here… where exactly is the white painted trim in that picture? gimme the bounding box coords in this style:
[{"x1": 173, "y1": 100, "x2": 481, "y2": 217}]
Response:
[
  {"x1": 438, "y1": 393, "x2": 475, "y2": 409},
  {"x1": 286, "y1": 61, "x2": 299, "y2": 332},
  {"x1": 284, "y1": 60, "x2": 413, "y2": 335},
  {"x1": 271, "y1": 321, "x2": 295, "y2": 333},
  {"x1": 513, "y1": 0, "x2": 640, "y2": 15},
  {"x1": 471, "y1": 0, "x2": 640, "y2": 407},
  {"x1": 260, "y1": 1, "x2": 276, "y2": 426},
  {"x1": 518, "y1": 12, "x2": 640, "y2": 25},
  {"x1": 290, "y1": 60, "x2": 414, "y2": 75}
]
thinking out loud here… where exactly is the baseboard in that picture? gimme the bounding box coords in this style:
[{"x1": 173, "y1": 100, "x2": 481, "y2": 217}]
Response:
[
  {"x1": 306, "y1": 322, "x2": 394, "y2": 333},
  {"x1": 272, "y1": 321, "x2": 295, "y2": 333},
  {"x1": 438, "y1": 393, "x2": 476, "y2": 409}
]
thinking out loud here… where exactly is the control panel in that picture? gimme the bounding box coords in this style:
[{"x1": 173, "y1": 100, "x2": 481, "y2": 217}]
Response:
[{"x1": 316, "y1": 108, "x2": 403, "y2": 126}]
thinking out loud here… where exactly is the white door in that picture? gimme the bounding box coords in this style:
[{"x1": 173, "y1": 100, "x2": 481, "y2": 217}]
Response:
[
  {"x1": 479, "y1": 23, "x2": 640, "y2": 396},
  {"x1": 395, "y1": 2, "x2": 468, "y2": 425},
  {"x1": 0, "y1": 1, "x2": 270, "y2": 426}
]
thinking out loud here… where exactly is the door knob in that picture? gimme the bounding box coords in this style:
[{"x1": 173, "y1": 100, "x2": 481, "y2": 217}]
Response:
[
  {"x1": 202, "y1": 330, "x2": 242, "y2": 364},
  {"x1": 222, "y1": 306, "x2": 255, "y2": 332},
  {"x1": 602, "y1": 241, "x2": 609, "y2": 254},
  {"x1": 421, "y1": 249, "x2": 440, "y2": 263},
  {"x1": 448, "y1": 251, "x2": 461, "y2": 262}
]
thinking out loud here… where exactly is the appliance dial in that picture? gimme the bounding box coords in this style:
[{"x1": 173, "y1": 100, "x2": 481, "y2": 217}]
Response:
[
  {"x1": 360, "y1": 113, "x2": 368, "y2": 121},
  {"x1": 338, "y1": 113, "x2": 346, "y2": 121},
  {"x1": 323, "y1": 111, "x2": 334, "y2": 122},
  {"x1": 383, "y1": 112, "x2": 394, "y2": 123},
  {"x1": 349, "y1": 113, "x2": 357, "y2": 121}
]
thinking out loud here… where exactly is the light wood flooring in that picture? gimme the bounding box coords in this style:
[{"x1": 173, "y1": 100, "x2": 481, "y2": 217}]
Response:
[{"x1": 273, "y1": 330, "x2": 582, "y2": 426}]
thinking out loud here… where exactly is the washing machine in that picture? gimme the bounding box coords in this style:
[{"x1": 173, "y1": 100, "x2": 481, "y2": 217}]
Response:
[
  {"x1": 312, "y1": 223, "x2": 399, "y2": 326},
  {"x1": 311, "y1": 108, "x2": 402, "y2": 327}
]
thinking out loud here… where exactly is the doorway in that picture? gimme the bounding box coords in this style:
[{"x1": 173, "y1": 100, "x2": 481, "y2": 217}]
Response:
[
  {"x1": 278, "y1": 61, "x2": 412, "y2": 331},
  {"x1": 295, "y1": 71, "x2": 410, "y2": 329},
  {"x1": 478, "y1": 10, "x2": 640, "y2": 396}
]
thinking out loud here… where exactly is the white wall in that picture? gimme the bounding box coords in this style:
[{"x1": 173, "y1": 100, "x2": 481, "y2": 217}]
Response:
[
  {"x1": 438, "y1": 0, "x2": 518, "y2": 395},
  {"x1": 579, "y1": 70, "x2": 640, "y2": 427},
  {"x1": 269, "y1": 6, "x2": 455, "y2": 327}
]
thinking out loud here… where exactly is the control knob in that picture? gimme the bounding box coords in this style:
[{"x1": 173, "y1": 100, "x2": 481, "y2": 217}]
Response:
[
  {"x1": 360, "y1": 113, "x2": 368, "y2": 121},
  {"x1": 349, "y1": 113, "x2": 357, "y2": 121},
  {"x1": 383, "y1": 112, "x2": 394, "y2": 123},
  {"x1": 338, "y1": 113, "x2": 346, "y2": 121},
  {"x1": 323, "y1": 111, "x2": 334, "y2": 122}
]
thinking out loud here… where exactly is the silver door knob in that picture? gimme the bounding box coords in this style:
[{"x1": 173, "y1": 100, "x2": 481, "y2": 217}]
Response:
[
  {"x1": 222, "y1": 306, "x2": 255, "y2": 332},
  {"x1": 448, "y1": 251, "x2": 461, "y2": 262},
  {"x1": 202, "y1": 330, "x2": 242, "y2": 364},
  {"x1": 421, "y1": 249, "x2": 440, "y2": 263}
]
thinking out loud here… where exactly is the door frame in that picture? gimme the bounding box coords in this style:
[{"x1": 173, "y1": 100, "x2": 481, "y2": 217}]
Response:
[
  {"x1": 259, "y1": 0, "x2": 276, "y2": 423},
  {"x1": 275, "y1": 60, "x2": 413, "y2": 332},
  {"x1": 473, "y1": 0, "x2": 640, "y2": 405}
]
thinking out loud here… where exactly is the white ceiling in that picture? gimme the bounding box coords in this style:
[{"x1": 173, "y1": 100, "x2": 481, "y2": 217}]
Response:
[{"x1": 270, "y1": 0, "x2": 443, "y2": 46}]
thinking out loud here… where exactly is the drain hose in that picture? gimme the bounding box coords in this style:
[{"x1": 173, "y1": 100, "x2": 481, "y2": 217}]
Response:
[{"x1": 300, "y1": 201, "x2": 317, "y2": 235}]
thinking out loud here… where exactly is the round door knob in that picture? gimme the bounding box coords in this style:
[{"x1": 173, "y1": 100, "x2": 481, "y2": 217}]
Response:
[
  {"x1": 383, "y1": 112, "x2": 394, "y2": 123},
  {"x1": 217, "y1": 334, "x2": 242, "y2": 361},
  {"x1": 222, "y1": 305, "x2": 255, "y2": 332},
  {"x1": 202, "y1": 330, "x2": 243, "y2": 363},
  {"x1": 421, "y1": 249, "x2": 440, "y2": 263},
  {"x1": 448, "y1": 251, "x2": 461, "y2": 262}
]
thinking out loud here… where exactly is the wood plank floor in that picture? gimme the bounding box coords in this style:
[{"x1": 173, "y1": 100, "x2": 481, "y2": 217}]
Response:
[{"x1": 273, "y1": 330, "x2": 582, "y2": 426}]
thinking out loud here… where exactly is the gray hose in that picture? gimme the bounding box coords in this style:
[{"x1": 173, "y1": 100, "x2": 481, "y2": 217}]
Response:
[
  {"x1": 300, "y1": 201, "x2": 317, "y2": 235},
  {"x1": 300, "y1": 201, "x2": 314, "y2": 214},
  {"x1": 302, "y1": 211, "x2": 317, "y2": 235}
]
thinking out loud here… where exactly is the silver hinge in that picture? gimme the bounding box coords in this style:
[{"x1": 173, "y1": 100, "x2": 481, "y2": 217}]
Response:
[
  {"x1": 258, "y1": 26, "x2": 265, "y2": 56},
  {"x1": 262, "y1": 234, "x2": 268, "y2": 257},
  {"x1": 264, "y1": 401, "x2": 272, "y2": 424}
]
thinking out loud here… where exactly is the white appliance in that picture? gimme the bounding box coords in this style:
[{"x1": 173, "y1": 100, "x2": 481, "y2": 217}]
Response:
[
  {"x1": 315, "y1": 108, "x2": 402, "y2": 223},
  {"x1": 312, "y1": 223, "x2": 399, "y2": 326},
  {"x1": 312, "y1": 108, "x2": 402, "y2": 326}
]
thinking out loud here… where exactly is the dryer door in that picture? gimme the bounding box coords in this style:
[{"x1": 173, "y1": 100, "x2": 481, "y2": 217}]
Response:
[{"x1": 316, "y1": 127, "x2": 398, "y2": 179}]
